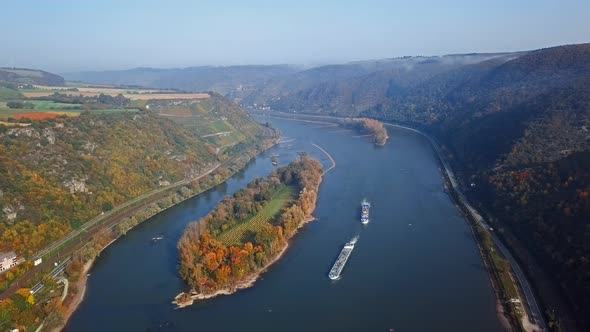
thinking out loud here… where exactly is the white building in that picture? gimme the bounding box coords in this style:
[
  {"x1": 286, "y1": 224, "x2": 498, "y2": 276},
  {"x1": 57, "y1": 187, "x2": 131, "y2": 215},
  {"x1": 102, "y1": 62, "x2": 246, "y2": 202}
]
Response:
[{"x1": 0, "y1": 251, "x2": 19, "y2": 273}]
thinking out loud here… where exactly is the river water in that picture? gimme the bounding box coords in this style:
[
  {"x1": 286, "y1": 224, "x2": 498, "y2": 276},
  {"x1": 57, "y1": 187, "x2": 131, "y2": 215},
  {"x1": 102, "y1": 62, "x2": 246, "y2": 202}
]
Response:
[{"x1": 66, "y1": 117, "x2": 504, "y2": 331}]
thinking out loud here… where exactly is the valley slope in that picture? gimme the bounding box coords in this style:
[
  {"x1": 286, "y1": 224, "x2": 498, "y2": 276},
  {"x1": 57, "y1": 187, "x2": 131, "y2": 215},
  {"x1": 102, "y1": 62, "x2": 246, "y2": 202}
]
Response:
[{"x1": 366, "y1": 44, "x2": 590, "y2": 331}]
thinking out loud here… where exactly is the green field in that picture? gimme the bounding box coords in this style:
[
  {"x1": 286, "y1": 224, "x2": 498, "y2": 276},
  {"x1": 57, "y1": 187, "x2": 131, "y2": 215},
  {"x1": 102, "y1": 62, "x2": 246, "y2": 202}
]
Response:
[
  {"x1": 0, "y1": 87, "x2": 23, "y2": 100},
  {"x1": 188, "y1": 118, "x2": 235, "y2": 135},
  {"x1": 0, "y1": 100, "x2": 79, "y2": 119},
  {"x1": 28, "y1": 100, "x2": 82, "y2": 110},
  {"x1": 65, "y1": 81, "x2": 89, "y2": 87},
  {"x1": 218, "y1": 185, "x2": 296, "y2": 246},
  {"x1": 203, "y1": 131, "x2": 247, "y2": 147},
  {"x1": 209, "y1": 119, "x2": 232, "y2": 132},
  {"x1": 90, "y1": 108, "x2": 141, "y2": 113},
  {"x1": 18, "y1": 88, "x2": 55, "y2": 93}
]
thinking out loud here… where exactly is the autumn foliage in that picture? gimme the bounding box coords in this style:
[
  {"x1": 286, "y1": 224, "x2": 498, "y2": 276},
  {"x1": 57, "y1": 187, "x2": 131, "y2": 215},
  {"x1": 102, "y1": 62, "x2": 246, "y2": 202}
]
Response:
[
  {"x1": 178, "y1": 157, "x2": 323, "y2": 294},
  {"x1": 346, "y1": 118, "x2": 388, "y2": 145},
  {"x1": 0, "y1": 288, "x2": 42, "y2": 328}
]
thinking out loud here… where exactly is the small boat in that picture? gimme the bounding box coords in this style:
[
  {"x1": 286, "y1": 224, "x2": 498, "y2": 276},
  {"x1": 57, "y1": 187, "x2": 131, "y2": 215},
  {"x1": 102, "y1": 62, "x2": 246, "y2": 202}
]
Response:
[{"x1": 361, "y1": 199, "x2": 370, "y2": 224}]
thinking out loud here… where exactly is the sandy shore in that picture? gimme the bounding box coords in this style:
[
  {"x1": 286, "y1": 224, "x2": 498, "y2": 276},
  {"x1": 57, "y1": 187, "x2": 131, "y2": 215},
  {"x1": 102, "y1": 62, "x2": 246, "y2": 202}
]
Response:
[{"x1": 51, "y1": 258, "x2": 95, "y2": 332}]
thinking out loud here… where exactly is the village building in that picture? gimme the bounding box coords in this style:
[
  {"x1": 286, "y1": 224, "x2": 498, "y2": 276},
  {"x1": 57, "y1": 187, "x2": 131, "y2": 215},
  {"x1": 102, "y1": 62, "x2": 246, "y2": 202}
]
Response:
[{"x1": 0, "y1": 251, "x2": 19, "y2": 273}]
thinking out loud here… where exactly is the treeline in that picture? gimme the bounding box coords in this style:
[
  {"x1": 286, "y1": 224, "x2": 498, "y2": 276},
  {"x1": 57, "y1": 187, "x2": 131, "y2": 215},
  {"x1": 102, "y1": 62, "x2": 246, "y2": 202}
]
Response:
[
  {"x1": 345, "y1": 118, "x2": 388, "y2": 145},
  {"x1": 177, "y1": 157, "x2": 323, "y2": 294},
  {"x1": 35, "y1": 92, "x2": 130, "y2": 108}
]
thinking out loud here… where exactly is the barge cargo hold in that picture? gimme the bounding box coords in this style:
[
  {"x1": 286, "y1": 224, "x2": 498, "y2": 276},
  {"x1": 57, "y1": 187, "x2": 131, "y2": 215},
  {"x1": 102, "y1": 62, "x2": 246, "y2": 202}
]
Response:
[{"x1": 328, "y1": 238, "x2": 357, "y2": 280}]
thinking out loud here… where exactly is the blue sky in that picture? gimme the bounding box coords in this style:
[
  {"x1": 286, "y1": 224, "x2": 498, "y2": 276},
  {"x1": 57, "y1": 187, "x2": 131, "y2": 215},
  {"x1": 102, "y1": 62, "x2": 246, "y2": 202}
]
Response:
[{"x1": 1, "y1": 0, "x2": 588, "y2": 72}]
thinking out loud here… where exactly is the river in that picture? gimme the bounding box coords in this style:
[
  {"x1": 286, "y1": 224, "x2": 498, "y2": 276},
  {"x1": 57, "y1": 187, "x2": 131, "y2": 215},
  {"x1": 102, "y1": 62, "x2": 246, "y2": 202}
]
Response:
[{"x1": 66, "y1": 117, "x2": 504, "y2": 331}]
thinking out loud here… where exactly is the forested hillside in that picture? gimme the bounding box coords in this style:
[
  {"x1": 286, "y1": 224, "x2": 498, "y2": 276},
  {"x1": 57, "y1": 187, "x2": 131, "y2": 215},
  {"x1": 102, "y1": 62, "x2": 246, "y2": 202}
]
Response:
[
  {"x1": 367, "y1": 43, "x2": 590, "y2": 329},
  {"x1": 246, "y1": 43, "x2": 590, "y2": 329},
  {"x1": 0, "y1": 68, "x2": 65, "y2": 87},
  {"x1": 0, "y1": 96, "x2": 271, "y2": 260},
  {"x1": 64, "y1": 54, "x2": 511, "y2": 108},
  {"x1": 256, "y1": 54, "x2": 516, "y2": 115}
]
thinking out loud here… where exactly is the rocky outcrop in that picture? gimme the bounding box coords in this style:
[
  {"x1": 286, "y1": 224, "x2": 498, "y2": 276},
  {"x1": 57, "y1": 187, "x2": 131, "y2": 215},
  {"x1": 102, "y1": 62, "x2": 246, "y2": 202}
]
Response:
[
  {"x1": 63, "y1": 178, "x2": 89, "y2": 194},
  {"x1": 43, "y1": 128, "x2": 56, "y2": 144},
  {"x1": 7, "y1": 127, "x2": 40, "y2": 139}
]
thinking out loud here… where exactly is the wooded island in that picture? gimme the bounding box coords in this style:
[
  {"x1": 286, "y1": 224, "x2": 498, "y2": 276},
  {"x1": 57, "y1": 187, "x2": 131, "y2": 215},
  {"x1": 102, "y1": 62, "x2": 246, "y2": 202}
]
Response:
[
  {"x1": 176, "y1": 157, "x2": 323, "y2": 305},
  {"x1": 345, "y1": 118, "x2": 388, "y2": 145}
]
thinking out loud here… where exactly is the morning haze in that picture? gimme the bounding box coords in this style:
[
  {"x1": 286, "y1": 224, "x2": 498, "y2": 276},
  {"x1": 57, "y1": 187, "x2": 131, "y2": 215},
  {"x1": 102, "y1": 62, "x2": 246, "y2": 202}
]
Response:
[{"x1": 1, "y1": 0, "x2": 589, "y2": 72}]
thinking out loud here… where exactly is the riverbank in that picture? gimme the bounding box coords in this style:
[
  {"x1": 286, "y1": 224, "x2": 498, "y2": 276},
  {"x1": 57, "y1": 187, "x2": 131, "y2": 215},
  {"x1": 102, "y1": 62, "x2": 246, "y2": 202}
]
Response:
[
  {"x1": 259, "y1": 111, "x2": 545, "y2": 332},
  {"x1": 384, "y1": 122, "x2": 544, "y2": 332},
  {"x1": 52, "y1": 257, "x2": 95, "y2": 332},
  {"x1": 51, "y1": 137, "x2": 279, "y2": 331}
]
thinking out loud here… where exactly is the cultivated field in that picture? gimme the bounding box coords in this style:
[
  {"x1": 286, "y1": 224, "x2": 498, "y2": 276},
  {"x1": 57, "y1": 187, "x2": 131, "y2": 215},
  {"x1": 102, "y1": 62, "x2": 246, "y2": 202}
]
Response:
[
  {"x1": 0, "y1": 87, "x2": 23, "y2": 100},
  {"x1": 218, "y1": 186, "x2": 296, "y2": 246},
  {"x1": 22, "y1": 85, "x2": 210, "y2": 100},
  {"x1": 27, "y1": 100, "x2": 81, "y2": 109}
]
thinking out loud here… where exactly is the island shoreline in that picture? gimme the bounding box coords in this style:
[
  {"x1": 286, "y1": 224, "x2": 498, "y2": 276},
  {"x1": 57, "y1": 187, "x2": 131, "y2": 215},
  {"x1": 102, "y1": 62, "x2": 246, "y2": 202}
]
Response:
[
  {"x1": 173, "y1": 173, "x2": 324, "y2": 308},
  {"x1": 173, "y1": 216, "x2": 317, "y2": 307}
]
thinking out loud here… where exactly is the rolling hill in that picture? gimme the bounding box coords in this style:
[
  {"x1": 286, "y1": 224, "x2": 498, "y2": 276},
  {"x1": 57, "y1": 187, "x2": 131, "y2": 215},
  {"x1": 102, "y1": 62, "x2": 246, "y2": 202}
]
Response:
[
  {"x1": 63, "y1": 65, "x2": 300, "y2": 99},
  {"x1": 0, "y1": 68, "x2": 65, "y2": 87},
  {"x1": 251, "y1": 53, "x2": 520, "y2": 115}
]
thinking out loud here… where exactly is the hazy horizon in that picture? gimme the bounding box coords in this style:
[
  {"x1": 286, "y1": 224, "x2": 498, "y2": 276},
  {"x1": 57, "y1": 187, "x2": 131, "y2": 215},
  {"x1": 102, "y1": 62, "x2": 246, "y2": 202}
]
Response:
[{"x1": 1, "y1": 0, "x2": 589, "y2": 73}]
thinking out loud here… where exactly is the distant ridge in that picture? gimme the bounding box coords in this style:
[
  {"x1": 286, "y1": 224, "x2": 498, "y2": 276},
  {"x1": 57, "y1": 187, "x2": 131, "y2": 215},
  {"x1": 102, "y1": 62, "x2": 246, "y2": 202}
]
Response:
[
  {"x1": 0, "y1": 67, "x2": 65, "y2": 86},
  {"x1": 62, "y1": 65, "x2": 300, "y2": 98}
]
